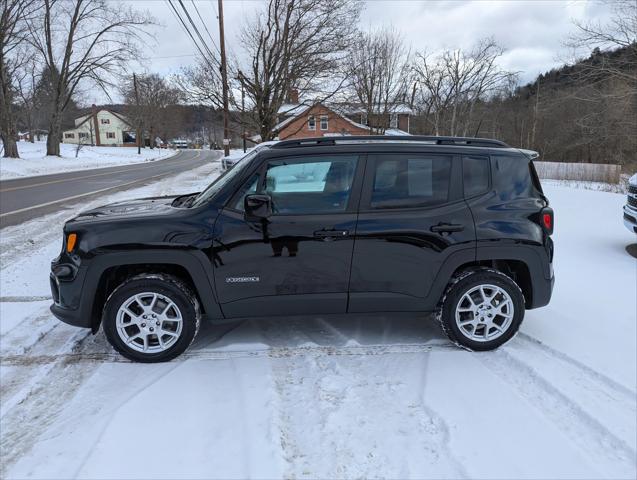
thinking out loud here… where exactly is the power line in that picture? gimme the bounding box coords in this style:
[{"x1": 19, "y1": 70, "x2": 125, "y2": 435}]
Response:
[
  {"x1": 164, "y1": 0, "x2": 221, "y2": 83},
  {"x1": 177, "y1": 0, "x2": 219, "y2": 61},
  {"x1": 191, "y1": 0, "x2": 220, "y2": 56}
]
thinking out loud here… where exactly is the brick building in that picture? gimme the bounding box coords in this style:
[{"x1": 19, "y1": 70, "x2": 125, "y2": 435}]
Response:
[{"x1": 274, "y1": 98, "x2": 412, "y2": 140}]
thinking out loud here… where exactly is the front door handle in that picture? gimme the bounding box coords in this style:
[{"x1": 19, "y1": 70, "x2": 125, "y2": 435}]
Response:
[
  {"x1": 314, "y1": 229, "x2": 349, "y2": 239},
  {"x1": 430, "y1": 223, "x2": 465, "y2": 233}
]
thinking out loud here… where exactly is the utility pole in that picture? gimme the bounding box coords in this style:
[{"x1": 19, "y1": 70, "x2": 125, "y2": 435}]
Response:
[
  {"x1": 218, "y1": 0, "x2": 230, "y2": 157},
  {"x1": 238, "y1": 70, "x2": 246, "y2": 153},
  {"x1": 133, "y1": 73, "x2": 141, "y2": 155}
]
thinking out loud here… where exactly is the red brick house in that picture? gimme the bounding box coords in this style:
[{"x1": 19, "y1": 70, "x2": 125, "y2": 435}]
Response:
[{"x1": 275, "y1": 103, "x2": 371, "y2": 140}]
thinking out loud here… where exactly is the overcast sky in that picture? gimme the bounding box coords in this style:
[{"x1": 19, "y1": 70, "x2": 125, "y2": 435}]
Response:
[{"x1": 107, "y1": 0, "x2": 613, "y2": 104}]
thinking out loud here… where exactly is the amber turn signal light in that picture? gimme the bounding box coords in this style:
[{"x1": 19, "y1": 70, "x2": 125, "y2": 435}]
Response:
[{"x1": 66, "y1": 233, "x2": 77, "y2": 253}]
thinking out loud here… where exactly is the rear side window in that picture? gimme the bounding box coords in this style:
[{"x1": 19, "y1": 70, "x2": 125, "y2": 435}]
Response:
[
  {"x1": 463, "y1": 155, "x2": 490, "y2": 197},
  {"x1": 370, "y1": 154, "x2": 451, "y2": 208},
  {"x1": 492, "y1": 155, "x2": 535, "y2": 199}
]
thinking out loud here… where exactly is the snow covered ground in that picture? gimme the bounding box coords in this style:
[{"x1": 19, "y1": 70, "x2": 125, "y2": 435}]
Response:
[
  {"x1": 0, "y1": 167, "x2": 635, "y2": 479},
  {"x1": 0, "y1": 141, "x2": 177, "y2": 180}
]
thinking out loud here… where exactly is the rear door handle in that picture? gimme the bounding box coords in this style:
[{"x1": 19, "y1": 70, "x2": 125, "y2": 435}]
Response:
[
  {"x1": 314, "y1": 229, "x2": 349, "y2": 239},
  {"x1": 430, "y1": 223, "x2": 465, "y2": 233}
]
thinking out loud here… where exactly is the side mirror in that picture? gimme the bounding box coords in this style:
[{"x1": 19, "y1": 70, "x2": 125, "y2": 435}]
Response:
[{"x1": 244, "y1": 194, "x2": 272, "y2": 220}]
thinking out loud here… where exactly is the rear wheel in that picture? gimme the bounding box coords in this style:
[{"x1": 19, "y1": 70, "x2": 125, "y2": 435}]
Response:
[
  {"x1": 102, "y1": 274, "x2": 200, "y2": 362},
  {"x1": 437, "y1": 269, "x2": 525, "y2": 351}
]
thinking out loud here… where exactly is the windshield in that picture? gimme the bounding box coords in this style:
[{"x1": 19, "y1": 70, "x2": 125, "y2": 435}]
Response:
[{"x1": 191, "y1": 150, "x2": 258, "y2": 207}]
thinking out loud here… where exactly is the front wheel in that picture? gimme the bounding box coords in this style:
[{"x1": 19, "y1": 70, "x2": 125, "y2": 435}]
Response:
[
  {"x1": 102, "y1": 274, "x2": 200, "y2": 362},
  {"x1": 437, "y1": 269, "x2": 525, "y2": 351}
]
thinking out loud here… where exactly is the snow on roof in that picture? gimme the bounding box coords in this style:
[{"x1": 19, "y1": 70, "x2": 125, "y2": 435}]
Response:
[
  {"x1": 338, "y1": 103, "x2": 413, "y2": 115},
  {"x1": 273, "y1": 104, "x2": 312, "y2": 131},
  {"x1": 277, "y1": 103, "x2": 309, "y2": 116}
]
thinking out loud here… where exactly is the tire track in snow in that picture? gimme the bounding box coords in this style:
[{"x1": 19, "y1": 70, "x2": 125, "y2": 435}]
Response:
[
  {"x1": 412, "y1": 352, "x2": 469, "y2": 479},
  {"x1": 262, "y1": 313, "x2": 470, "y2": 479},
  {"x1": 0, "y1": 341, "x2": 456, "y2": 366},
  {"x1": 516, "y1": 332, "x2": 636, "y2": 398},
  {"x1": 0, "y1": 329, "x2": 97, "y2": 478},
  {"x1": 479, "y1": 349, "x2": 636, "y2": 479}
]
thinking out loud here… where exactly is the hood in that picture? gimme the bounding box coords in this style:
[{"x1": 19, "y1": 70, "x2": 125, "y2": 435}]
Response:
[
  {"x1": 630, "y1": 173, "x2": 637, "y2": 187},
  {"x1": 72, "y1": 195, "x2": 180, "y2": 221}
]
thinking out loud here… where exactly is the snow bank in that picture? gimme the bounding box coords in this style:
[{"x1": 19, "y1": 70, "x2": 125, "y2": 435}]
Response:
[{"x1": 0, "y1": 141, "x2": 178, "y2": 180}]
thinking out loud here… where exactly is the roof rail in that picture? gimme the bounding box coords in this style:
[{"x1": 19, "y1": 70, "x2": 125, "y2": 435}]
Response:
[{"x1": 272, "y1": 135, "x2": 510, "y2": 149}]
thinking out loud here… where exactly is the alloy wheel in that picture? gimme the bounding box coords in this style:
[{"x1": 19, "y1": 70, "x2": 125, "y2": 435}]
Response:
[
  {"x1": 454, "y1": 284, "x2": 515, "y2": 342},
  {"x1": 115, "y1": 292, "x2": 183, "y2": 353}
]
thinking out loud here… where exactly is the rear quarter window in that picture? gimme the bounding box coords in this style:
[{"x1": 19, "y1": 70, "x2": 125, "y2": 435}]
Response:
[
  {"x1": 492, "y1": 155, "x2": 535, "y2": 199},
  {"x1": 462, "y1": 155, "x2": 490, "y2": 197}
]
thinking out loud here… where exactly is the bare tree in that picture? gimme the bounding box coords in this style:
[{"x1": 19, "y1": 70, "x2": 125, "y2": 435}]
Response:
[
  {"x1": 566, "y1": 0, "x2": 636, "y2": 88},
  {"x1": 15, "y1": 56, "x2": 42, "y2": 143},
  {"x1": 122, "y1": 73, "x2": 181, "y2": 149},
  {"x1": 0, "y1": 0, "x2": 40, "y2": 157},
  {"x1": 26, "y1": 0, "x2": 155, "y2": 156},
  {"x1": 175, "y1": 59, "x2": 223, "y2": 109},
  {"x1": 346, "y1": 27, "x2": 411, "y2": 134},
  {"x1": 414, "y1": 39, "x2": 516, "y2": 136},
  {"x1": 238, "y1": 0, "x2": 361, "y2": 141}
]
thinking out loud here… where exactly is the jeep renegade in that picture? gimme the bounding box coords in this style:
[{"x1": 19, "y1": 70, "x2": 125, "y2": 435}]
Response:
[{"x1": 50, "y1": 136, "x2": 555, "y2": 362}]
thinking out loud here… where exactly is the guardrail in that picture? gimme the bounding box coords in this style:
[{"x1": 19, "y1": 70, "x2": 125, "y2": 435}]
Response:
[{"x1": 534, "y1": 161, "x2": 621, "y2": 184}]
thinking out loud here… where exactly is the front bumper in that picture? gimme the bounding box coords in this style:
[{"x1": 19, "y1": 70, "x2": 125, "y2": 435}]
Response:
[
  {"x1": 49, "y1": 257, "x2": 92, "y2": 329},
  {"x1": 623, "y1": 205, "x2": 637, "y2": 234}
]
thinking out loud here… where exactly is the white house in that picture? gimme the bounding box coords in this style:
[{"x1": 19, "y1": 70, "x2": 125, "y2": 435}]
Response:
[{"x1": 62, "y1": 108, "x2": 138, "y2": 147}]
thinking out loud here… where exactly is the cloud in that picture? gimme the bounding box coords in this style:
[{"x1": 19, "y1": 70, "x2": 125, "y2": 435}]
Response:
[{"x1": 106, "y1": 0, "x2": 614, "y2": 103}]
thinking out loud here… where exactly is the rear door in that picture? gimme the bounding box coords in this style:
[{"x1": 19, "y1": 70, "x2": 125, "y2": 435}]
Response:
[
  {"x1": 212, "y1": 153, "x2": 364, "y2": 318},
  {"x1": 348, "y1": 152, "x2": 476, "y2": 312}
]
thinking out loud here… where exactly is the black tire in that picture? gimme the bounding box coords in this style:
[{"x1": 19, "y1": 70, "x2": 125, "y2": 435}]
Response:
[
  {"x1": 102, "y1": 273, "x2": 200, "y2": 362},
  {"x1": 437, "y1": 268, "x2": 525, "y2": 351}
]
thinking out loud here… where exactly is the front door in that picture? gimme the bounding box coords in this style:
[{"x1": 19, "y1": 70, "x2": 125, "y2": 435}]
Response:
[
  {"x1": 349, "y1": 152, "x2": 476, "y2": 312},
  {"x1": 212, "y1": 153, "x2": 363, "y2": 318}
]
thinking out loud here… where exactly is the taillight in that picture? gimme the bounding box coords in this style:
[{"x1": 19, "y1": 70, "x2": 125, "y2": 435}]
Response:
[{"x1": 540, "y1": 207, "x2": 554, "y2": 235}]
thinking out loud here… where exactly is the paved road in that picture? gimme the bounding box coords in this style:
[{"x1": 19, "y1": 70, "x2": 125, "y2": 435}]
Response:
[{"x1": 0, "y1": 149, "x2": 221, "y2": 228}]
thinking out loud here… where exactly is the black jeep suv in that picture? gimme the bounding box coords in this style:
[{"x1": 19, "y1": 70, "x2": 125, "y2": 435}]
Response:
[{"x1": 50, "y1": 136, "x2": 554, "y2": 362}]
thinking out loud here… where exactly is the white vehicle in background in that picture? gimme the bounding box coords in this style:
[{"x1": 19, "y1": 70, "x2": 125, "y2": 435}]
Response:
[
  {"x1": 171, "y1": 139, "x2": 190, "y2": 149},
  {"x1": 221, "y1": 141, "x2": 279, "y2": 170},
  {"x1": 624, "y1": 173, "x2": 637, "y2": 233}
]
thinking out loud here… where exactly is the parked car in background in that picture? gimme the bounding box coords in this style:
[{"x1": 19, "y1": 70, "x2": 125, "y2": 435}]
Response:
[
  {"x1": 221, "y1": 141, "x2": 279, "y2": 170},
  {"x1": 50, "y1": 135, "x2": 554, "y2": 362},
  {"x1": 624, "y1": 173, "x2": 637, "y2": 233}
]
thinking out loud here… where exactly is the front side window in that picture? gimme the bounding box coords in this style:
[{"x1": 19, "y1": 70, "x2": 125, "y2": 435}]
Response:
[
  {"x1": 265, "y1": 156, "x2": 358, "y2": 214},
  {"x1": 320, "y1": 115, "x2": 329, "y2": 130},
  {"x1": 308, "y1": 116, "x2": 316, "y2": 131},
  {"x1": 462, "y1": 155, "x2": 490, "y2": 197},
  {"x1": 370, "y1": 154, "x2": 452, "y2": 209}
]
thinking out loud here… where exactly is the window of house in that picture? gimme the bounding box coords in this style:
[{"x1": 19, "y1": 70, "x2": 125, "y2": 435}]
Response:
[
  {"x1": 308, "y1": 115, "x2": 316, "y2": 131},
  {"x1": 78, "y1": 132, "x2": 88, "y2": 139},
  {"x1": 320, "y1": 115, "x2": 329, "y2": 130},
  {"x1": 370, "y1": 154, "x2": 452, "y2": 209},
  {"x1": 106, "y1": 132, "x2": 116, "y2": 139},
  {"x1": 101, "y1": 118, "x2": 110, "y2": 124},
  {"x1": 462, "y1": 155, "x2": 490, "y2": 197},
  {"x1": 265, "y1": 156, "x2": 358, "y2": 214},
  {"x1": 64, "y1": 133, "x2": 75, "y2": 139}
]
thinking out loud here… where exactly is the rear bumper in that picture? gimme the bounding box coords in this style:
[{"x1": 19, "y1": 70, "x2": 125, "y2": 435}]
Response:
[
  {"x1": 529, "y1": 271, "x2": 554, "y2": 309},
  {"x1": 623, "y1": 205, "x2": 637, "y2": 234}
]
